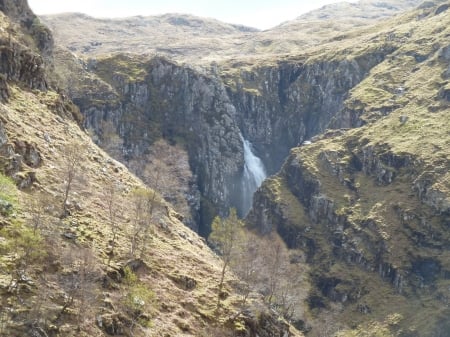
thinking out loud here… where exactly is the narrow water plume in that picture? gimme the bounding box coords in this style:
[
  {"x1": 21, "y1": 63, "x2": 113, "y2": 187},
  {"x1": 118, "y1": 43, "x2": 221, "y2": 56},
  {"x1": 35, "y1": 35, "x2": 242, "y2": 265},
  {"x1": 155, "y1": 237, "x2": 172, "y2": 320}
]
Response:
[{"x1": 241, "y1": 135, "x2": 267, "y2": 215}]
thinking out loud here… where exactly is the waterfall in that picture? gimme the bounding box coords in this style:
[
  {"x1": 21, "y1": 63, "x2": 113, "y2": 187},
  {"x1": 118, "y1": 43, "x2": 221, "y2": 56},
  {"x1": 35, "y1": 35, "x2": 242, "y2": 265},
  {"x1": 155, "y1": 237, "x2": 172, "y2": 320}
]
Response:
[{"x1": 241, "y1": 135, "x2": 267, "y2": 215}]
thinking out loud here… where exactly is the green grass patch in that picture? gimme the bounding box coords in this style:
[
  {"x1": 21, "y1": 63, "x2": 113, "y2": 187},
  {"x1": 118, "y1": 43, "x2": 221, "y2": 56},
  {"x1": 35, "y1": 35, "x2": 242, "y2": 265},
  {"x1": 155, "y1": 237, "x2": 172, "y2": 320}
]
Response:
[
  {"x1": 95, "y1": 53, "x2": 148, "y2": 85},
  {"x1": 0, "y1": 173, "x2": 18, "y2": 216}
]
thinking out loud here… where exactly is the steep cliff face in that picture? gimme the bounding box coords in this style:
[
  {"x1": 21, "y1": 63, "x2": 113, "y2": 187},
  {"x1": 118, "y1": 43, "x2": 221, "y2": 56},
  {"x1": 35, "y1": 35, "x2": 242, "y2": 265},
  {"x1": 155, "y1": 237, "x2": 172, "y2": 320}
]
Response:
[
  {"x1": 222, "y1": 44, "x2": 395, "y2": 174},
  {"x1": 0, "y1": 13, "x2": 47, "y2": 94},
  {"x1": 248, "y1": 2, "x2": 450, "y2": 335},
  {"x1": 74, "y1": 55, "x2": 244, "y2": 235}
]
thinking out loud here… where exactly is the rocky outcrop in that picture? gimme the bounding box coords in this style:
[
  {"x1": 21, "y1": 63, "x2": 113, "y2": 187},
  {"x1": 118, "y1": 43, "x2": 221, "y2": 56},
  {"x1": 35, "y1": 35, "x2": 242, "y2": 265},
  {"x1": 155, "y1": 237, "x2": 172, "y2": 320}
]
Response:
[
  {"x1": 0, "y1": 0, "x2": 54, "y2": 58},
  {"x1": 0, "y1": 0, "x2": 34, "y2": 25},
  {"x1": 0, "y1": 74, "x2": 9, "y2": 101},
  {"x1": 80, "y1": 56, "x2": 244, "y2": 235},
  {"x1": 224, "y1": 46, "x2": 395, "y2": 174},
  {"x1": 242, "y1": 308, "x2": 293, "y2": 337},
  {"x1": 0, "y1": 117, "x2": 40, "y2": 188},
  {"x1": 69, "y1": 42, "x2": 395, "y2": 233},
  {"x1": 0, "y1": 0, "x2": 54, "y2": 93},
  {"x1": 0, "y1": 39, "x2": 47, "y2": 91}
]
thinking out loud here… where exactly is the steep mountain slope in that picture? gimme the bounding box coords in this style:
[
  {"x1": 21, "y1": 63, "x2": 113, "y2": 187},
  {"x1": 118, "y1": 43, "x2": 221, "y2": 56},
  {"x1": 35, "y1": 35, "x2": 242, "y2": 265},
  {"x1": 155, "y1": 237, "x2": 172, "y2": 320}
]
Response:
[
  {"x1": 40, "y1": 0, "x2": 422, "y2": 63},
  {"x1": 248, "y1": 1, "x2": 450, "y2": 335},
  {"x1": 0, "y1": 2, "x2": 301, "y2": 337}
]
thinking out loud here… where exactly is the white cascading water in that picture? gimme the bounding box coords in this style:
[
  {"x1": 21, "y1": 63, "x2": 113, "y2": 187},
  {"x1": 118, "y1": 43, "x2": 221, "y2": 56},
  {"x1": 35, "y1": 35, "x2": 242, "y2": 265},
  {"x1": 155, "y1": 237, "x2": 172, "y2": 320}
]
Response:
[{"x1": 241, "y1": 135, "x2": 267, "y2": 215}]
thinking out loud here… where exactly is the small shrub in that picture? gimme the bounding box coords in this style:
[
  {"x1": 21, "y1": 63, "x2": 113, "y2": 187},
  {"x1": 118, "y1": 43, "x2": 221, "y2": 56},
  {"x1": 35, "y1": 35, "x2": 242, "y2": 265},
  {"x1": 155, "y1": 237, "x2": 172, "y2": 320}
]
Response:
[
  {"x1": 0, "y1": 173, "x2": 18, "y2": 215},
  {"x1": 121, "y1": 267, "x2": 157, "y2": 333}
]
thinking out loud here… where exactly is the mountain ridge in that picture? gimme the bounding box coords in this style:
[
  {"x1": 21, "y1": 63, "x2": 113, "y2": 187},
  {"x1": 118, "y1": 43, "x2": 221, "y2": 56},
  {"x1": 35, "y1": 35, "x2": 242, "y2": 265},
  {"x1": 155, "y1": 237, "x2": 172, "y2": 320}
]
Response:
[{"x1": 40, "y1": 0, "x2": 423, "y2": 63}]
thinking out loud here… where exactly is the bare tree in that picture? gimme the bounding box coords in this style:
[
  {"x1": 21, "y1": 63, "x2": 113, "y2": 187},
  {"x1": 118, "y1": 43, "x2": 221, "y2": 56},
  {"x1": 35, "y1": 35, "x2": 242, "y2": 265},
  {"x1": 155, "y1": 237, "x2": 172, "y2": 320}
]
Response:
[
  {"x1": 57, "y1": 246, "x2": 100, "y2": 328},
  {"x1": 208, "y1": 208, "x2": 245, "y2": 309},
  {"x1": 275, "y1": 278, "x2": 296, "y2": 321},
  {"x1": 76, "y1": 248, "x2": 100, "y2": 328},
  {"x1": 257, "y1": 233, "x2": 303, "y2": 321},
  {"x1": 26, "y1": 277, "x2": 51, "y2": 334},
  {"x1": 61, "y1": 143, "x2": 84, "y2": 217},
  {"x1": 231, "y1": 230, "x2": 260, "y2": 306},
  {"x1": 27, "y1": 192, "x2": 53, "y2": 234},
  {"x1": 104, "y1": 181, "x2": 122, "y2": 265},
  {"x1": 99, "y1": 120, "x2": 124, "y2": 160},
  {"x1": 265, "y1": 239, "x2": 284, "y2": 305},
  {"x1": 129, "y1": 187, "x2": 161, "y2": 258},
  {"x1": 128, "y1": 139, "x2": 196, "y2": 227},
  {"x1": 229, "y1": 230, "x2": 303, "y2": 321}
]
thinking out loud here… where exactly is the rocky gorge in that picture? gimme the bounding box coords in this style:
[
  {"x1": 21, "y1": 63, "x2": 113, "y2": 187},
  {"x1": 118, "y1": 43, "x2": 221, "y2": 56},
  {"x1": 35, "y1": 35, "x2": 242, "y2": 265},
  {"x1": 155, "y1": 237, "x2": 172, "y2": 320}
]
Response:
[
  {"x1": 3, "y1": 0, "x2": 449, "y2": 335},
  {"x1": 52, "y1": 36, "x2": 399, "y2": 236}
]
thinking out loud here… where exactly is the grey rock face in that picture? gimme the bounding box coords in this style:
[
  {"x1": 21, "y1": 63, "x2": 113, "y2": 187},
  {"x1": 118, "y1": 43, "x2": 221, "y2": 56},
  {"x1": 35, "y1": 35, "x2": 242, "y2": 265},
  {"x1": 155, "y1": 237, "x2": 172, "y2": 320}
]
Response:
[
  {"x1": 13, "y1": 140, "x2": 42, "y2": 168},
  {"x1": 414, "y1": 171, "x2": 450, "y2": 214},
  {"x1": 74, "y1": 42, "x2": 392, "y2": 233},
  {"x1": 0, "y1": 74, "x2": 10, "y2": 101},
  {"x1": 227, "y1": 49, "x2": 392, "y2": 174},
  {"x1": 81, "y1": 57, "x2": 244, "y2": 234},
  {"x1": 0, "y1": 121, "x2": 8, "y2": 147},
  {"x1": 248, "y1": 136, "x2": 449, "y2": 305},
  {"x1": 0, "y1": 120, "x2": 40, "y2": 188},
  {"x1": 0, "y1": 42, "x2": 47, "y2": 91},
  {"x1": 0, "y1": 0, "x2": 53, "y2": 93}
]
